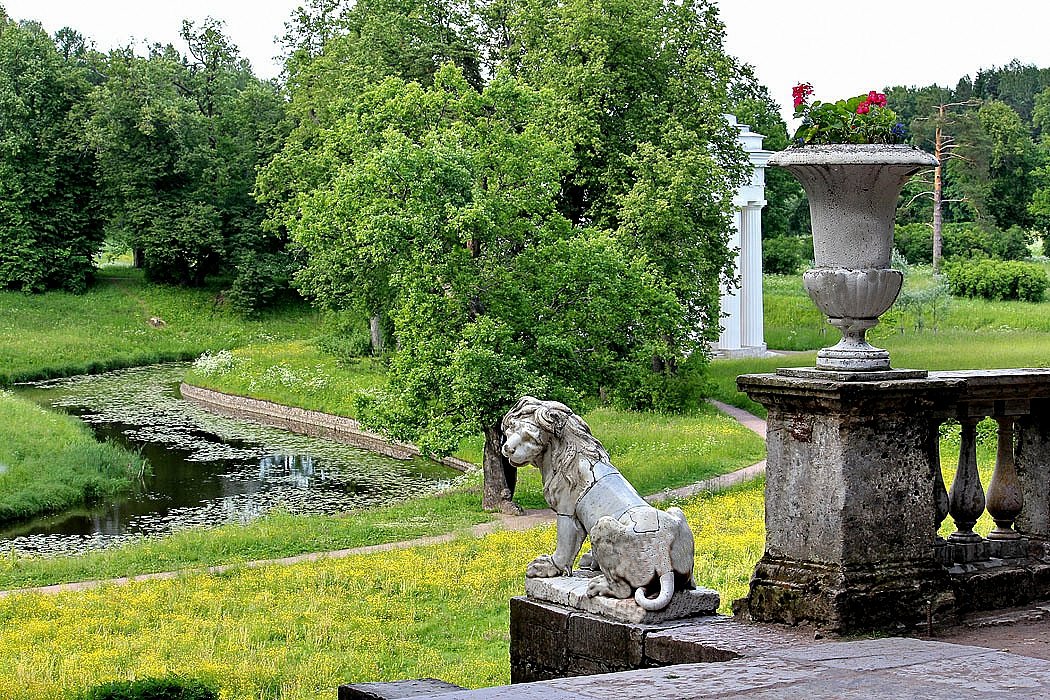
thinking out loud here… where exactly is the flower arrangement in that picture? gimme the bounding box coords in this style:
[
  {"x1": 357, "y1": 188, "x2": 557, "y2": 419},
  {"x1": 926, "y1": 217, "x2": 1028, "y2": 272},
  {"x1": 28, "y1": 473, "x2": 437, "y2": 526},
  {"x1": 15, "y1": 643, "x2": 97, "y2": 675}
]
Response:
[{"x1": 790, "y1": 83, "x2": 907, "y2": 146}]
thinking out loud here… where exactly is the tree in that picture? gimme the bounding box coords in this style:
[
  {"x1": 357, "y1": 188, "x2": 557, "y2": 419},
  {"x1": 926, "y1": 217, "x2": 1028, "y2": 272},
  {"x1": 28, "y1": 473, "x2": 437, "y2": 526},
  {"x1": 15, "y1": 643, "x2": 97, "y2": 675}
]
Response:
[
  {"x1": 287, "y1": 66, "x2": 686, "y2": 511},
  {"x1": 731, "y1": 68, "x2": 807, "y2": 241},
  {"x1": 0, "y1": 14, "x2": 102, "y2": 292},
  {"x1": 264, "y1": 0, "x2": 750, "y2": 511},
  {"x1": 950, "y1": 100, "x2": 1039, "y2": 231},
  {"x1": 896, "y1": 98, "x2": 980, "y2": 272},
  {"x1": 260, "y1": 0, "x2": 487, "y2": 348},
  {"x1": 88, "y1": 20, "x2": 286, "y2": 302},
  {"x1": 509, "y1": 0, "x2": 748, "y2": 348}
]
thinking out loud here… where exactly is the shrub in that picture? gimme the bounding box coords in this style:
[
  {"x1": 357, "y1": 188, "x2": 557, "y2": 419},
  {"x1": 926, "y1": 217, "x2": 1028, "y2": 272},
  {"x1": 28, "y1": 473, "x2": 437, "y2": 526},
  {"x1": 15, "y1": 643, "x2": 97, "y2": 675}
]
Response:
[
  {"x1": 894, "y1": 223, "x2": 932, "y2": 264},
  {"x1": 991, "y1": 225, "x2": 1033, "y2": 261},
  {"x1": 895, "y1": 222, "x2": 1033, "y2": 265},
  {"x1": 79, "y1": 677, "x2": 218, "y2": 700},
  {"x1": 315, "y1": 311, "x2": 375, "y2": 362},
  {"x1": 224, "y1": 251, "x2": 299, "y2": 316},
  {"x1": 944, "y1": 259, "x2": 1049, "y2": 302},
  {"x1": 762, "y1": 236, "x2": 806, "y2": 275}
]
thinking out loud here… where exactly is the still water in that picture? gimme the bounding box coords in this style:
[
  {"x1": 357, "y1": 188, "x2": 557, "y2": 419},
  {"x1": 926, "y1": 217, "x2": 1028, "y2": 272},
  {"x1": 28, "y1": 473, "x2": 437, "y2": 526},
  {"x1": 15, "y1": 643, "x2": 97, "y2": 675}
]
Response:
[{"x1": 3, "y1": 363, "x2": 462, "y2": 556}]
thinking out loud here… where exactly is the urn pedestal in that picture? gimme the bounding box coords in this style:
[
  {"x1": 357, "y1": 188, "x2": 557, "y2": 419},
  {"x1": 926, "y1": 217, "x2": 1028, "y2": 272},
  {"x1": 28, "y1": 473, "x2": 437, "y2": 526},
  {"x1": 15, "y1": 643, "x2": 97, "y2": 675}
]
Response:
[{"x1": 769, "y1": 144, "x2": 938, "y2": 372}]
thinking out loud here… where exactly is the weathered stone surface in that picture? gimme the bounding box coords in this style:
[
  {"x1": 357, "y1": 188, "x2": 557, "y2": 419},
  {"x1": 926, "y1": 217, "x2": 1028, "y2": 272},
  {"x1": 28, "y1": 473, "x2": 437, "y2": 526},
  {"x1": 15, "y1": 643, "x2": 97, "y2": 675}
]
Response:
[
  {"x1": 776, "y1": 366, "x2": 928, "y2": 382},
  {"x1": 339, "y1": 679, "x2": 464, "y2": 700},
  {"x1": 736, "y1": 374, "x2": 963, "y2": 633},
  {"x1": 1016, "y1": 402, "x2": 1050, "y2": 540},
  {"x1": 510, "y1": 597, "x2": 570, "y2": 680},
  {"x1": 525, "y1": 576, "x2": 718, "y2": 624},
  {"x1": 643, "y1": 616, "x2": 804, "y2": 666},
  {"x1": 431, "y1": 638, "x2": 1050, "y2": 700},
  {"x1": 509, "y1": 597, "x2": 812, "y2": 684}
]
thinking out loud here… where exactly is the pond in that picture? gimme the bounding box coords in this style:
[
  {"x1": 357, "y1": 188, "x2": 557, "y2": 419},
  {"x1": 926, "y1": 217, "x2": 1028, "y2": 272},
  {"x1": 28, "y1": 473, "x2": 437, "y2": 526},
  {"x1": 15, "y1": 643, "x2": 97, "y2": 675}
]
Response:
[{"x1": 3, "y1": 364, "x2": 464, "y2": 556}]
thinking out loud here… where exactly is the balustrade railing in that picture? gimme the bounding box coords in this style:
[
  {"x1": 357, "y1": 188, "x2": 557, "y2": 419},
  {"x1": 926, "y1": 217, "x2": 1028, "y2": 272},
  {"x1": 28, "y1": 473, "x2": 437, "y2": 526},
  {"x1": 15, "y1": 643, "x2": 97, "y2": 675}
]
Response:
[{"x1": 931, "y1": 370, "x2": 1050, "y2": 567}]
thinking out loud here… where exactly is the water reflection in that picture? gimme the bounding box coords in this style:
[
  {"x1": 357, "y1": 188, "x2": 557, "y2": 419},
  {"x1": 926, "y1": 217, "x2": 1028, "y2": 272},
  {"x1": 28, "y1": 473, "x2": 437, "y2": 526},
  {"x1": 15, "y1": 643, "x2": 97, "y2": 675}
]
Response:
[{"x1": 3, "y1": 364, "x2": 465, "y2": 556}]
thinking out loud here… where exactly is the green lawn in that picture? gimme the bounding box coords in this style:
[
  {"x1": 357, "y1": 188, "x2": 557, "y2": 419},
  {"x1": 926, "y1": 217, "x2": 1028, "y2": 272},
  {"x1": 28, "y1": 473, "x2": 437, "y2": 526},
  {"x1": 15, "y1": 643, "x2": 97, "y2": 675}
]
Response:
[
  {"x1": 0, "y1": 267, "x2": 321, "y2": 386},
  {"x1": 715, "y1": 270, "x2": 1050, "y2": 416},
  {"x1": 0, "y1": 482, "x2": 765, "y2": 699},
  {"x1": 0, "y1": 266, "x2": 1036, "y2": 699}
]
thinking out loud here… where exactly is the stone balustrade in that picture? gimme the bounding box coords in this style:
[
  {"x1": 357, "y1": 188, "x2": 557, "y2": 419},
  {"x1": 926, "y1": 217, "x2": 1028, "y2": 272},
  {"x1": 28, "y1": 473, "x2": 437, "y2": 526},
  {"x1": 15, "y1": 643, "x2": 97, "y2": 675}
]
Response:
[
  {"x1": 927, "y1": 370, "x2": 1050, "y2": 610},
  {"x1": 737, "y1": 367, "x2": 1050, "y2": 634}
]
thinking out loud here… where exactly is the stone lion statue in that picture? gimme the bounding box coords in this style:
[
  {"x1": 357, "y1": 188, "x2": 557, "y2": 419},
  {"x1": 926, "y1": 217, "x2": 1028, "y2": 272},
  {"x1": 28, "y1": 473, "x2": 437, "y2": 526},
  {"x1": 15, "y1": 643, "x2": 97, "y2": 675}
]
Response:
[{"x1": 501, "y1": 396, "x2": 695, "y2": 611}]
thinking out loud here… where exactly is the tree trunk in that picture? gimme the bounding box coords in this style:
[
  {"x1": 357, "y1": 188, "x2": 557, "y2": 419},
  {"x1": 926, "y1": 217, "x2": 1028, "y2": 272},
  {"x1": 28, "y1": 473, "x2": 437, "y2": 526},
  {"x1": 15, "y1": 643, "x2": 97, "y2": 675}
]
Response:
[
  {"x1": 933, "y1": 118, "x2": 944, "y2": 274},
  {"x1": 369, "y1": 315, "x2": 385, "y2": 356},
  {"x1": 482, "y1": 422, "x2": 522, "y2": 515}
]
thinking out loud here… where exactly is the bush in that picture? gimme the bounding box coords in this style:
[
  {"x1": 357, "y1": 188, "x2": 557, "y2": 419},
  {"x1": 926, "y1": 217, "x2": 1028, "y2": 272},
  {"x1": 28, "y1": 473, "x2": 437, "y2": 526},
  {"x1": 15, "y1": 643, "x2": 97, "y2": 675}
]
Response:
[
  {"x1": 762, "y1": 236, "x2": 807, "y2": 275},
  {"x1": 894, "y1": 223, "x2": 932, "y2": 264},
  {"x1": 314, "y1": 311, "x2": 375, "y2": 362},
  {"x1": 895, "y1": 222, "x2": 1033, "y2": 265},
  {"x1": 224, "y1": 251, "x2": 299, "y2": 316},
  {"x1": 612, "y1": 353, "x2": 711, "y2": 414},
  {"x1": 944, "y1": 259, "x2": 1049, "y2": 302},
  {"x1": 79, "y1": 677, "x2": 218, "y2": 700}
]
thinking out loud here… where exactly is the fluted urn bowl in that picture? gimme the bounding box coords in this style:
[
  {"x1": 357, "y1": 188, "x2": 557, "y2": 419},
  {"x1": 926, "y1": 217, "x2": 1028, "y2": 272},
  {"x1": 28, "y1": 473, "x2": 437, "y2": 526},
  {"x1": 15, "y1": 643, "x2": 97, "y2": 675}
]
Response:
[{"x1": 769, "y1": 144, "x2": 937, "y2": 371}]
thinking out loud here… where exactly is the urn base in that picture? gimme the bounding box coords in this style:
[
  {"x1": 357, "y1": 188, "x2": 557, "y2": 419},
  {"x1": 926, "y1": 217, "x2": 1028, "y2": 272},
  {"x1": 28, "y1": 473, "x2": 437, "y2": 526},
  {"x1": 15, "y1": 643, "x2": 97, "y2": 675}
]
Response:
[{"x1": 817, "y1": 343, "x2": 891, "y2": 372}]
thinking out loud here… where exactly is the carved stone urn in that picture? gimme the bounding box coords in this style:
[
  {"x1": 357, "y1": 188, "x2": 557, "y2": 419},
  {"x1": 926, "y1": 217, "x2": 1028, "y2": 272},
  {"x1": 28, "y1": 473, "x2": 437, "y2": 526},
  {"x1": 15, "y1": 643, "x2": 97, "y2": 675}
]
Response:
[{"x1": 769, "y1": 144, "x2": 937, "y2": 371}]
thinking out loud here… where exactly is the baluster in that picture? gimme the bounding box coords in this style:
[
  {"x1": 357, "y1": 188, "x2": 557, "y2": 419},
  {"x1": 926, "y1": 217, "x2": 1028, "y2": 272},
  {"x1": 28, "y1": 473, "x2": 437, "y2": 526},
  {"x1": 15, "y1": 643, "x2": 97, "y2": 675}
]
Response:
[
  {"x1": 948, "y1": 416, "x2": 985, "y2": 545},
  {"x1": 930, "y1": 416, "x2": 952, "y2": 564},
  {"x1": 986, "y1": 416, "x2": 1023, "y2": 541},
  {"x1": 929, "y1": 418, "x2": 950, "y2": 527}
]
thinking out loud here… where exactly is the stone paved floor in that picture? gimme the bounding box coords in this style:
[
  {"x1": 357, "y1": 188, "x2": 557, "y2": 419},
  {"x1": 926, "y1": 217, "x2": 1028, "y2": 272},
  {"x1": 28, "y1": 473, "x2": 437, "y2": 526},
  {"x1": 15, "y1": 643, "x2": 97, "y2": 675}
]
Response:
[{"x1": 421, "y1": 638, "x2": 1050, "y2": 699}]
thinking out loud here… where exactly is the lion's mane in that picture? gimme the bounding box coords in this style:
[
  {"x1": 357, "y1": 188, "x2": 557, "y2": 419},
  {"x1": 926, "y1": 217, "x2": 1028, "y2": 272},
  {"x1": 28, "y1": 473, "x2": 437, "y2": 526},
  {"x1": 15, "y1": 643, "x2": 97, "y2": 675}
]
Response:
[{"x1": 502, "y1": 396, "x2": 610, "y2": 507}]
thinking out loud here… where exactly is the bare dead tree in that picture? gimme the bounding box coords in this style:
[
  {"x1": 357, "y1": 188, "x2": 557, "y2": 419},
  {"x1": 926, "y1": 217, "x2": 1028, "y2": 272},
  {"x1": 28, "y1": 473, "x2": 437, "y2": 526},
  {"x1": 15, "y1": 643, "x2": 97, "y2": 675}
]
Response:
[{"x1": 905, "y1": 100, "x2": 981, "y2": 273}]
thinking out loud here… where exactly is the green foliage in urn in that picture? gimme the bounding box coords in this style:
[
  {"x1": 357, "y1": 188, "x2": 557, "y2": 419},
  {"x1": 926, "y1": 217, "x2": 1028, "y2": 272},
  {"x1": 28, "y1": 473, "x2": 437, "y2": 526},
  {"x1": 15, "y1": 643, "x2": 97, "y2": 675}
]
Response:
[
  {"x1": 0, "y1": 16, "x2": 102, "y2": 292},
  {"x1": 791, "y1": 83, "x2": 907, "y2": 145}
]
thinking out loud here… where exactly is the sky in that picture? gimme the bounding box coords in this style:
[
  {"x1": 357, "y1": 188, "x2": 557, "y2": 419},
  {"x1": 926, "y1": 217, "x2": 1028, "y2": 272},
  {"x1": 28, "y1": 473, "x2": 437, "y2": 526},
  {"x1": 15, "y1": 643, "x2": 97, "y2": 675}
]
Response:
[{"x1": 5, "y1": 0, "x2": 1050, "y2": 129}]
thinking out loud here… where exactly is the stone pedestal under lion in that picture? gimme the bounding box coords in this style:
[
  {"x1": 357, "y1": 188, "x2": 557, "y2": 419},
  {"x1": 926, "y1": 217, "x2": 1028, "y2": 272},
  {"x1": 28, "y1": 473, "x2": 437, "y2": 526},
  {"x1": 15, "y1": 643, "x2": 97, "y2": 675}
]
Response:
[{"x1": 501, "y1": 396, "x2": 716, "y2": 620}]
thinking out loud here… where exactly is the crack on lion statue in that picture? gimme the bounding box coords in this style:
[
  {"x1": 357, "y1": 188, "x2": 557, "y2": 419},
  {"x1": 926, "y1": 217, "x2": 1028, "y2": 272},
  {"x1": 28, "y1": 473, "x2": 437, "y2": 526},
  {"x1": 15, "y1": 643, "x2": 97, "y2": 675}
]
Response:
[{"x1": 501, "y1": 396, "x2": 696, "y2": 611}]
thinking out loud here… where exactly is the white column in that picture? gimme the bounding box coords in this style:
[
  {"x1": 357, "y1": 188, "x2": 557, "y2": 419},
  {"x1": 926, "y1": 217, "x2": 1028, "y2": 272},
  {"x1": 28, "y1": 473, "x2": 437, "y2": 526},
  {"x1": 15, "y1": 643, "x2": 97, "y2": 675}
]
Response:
[
  {"x1": 741, "y1": 205, "x2": 766, "y2": 351},
  {"x1": 718, "y1": 210, "x2": 743, "y2": 352}
]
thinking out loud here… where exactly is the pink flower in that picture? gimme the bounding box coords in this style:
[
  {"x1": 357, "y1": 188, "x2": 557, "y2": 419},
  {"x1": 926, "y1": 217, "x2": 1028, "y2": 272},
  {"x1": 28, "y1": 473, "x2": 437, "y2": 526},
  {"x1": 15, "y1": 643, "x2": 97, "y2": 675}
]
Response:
[
  {"x1": 875, "y1": 92, "x2": 888, "y2": 107},
  {"x1": 868, "y1": 91, "x2": 878, "y2": 102},
  {"x1": 856, "y1": 102, "x2": 870, "y2": 115},
  {"x1": 792, "y1": 82, "x2": 814, "y2": 108}
]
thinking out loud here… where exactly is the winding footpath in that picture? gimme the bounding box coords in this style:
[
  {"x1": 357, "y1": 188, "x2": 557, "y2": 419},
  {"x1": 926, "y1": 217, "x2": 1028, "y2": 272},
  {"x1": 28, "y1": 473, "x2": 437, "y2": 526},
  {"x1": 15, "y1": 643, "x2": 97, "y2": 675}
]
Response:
[{"x1": 0, "y1": 399, "x2": 768, "y2": 598}]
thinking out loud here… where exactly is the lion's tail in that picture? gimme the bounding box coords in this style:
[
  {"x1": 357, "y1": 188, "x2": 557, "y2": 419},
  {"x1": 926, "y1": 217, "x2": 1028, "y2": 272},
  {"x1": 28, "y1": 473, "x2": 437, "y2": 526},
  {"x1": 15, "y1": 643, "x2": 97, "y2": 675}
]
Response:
[{"x1": 635, "y1": 570, "x2": 675, "y2": 611}]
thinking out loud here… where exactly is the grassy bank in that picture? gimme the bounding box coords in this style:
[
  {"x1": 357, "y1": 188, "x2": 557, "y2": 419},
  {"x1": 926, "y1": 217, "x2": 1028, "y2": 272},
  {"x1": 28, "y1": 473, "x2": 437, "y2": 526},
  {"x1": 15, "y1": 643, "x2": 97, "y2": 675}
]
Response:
[
  {"x1": 0, "y1": 491, "x2": 489, "y2": 591},
  {"x1": 0, "y1": 268, "x2": 320, "y2": 386},
  {"x1": 714, "y1": 270, "x2": 1050, "y2": 415},
  {"x1": 0, "y1": 398, "x2": 764, "y2": 589},
  {"x1": 0, "y1": 483, "x2": 764, "y2": 699},
  {"x1": 0, "y1": 392, "x2": 147, "y2": 523}
]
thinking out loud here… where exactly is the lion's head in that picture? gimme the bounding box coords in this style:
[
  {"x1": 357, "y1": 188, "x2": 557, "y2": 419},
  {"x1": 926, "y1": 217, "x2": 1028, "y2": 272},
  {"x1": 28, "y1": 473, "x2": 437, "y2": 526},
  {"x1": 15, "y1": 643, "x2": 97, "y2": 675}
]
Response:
[{"x1": 501, "y1": 396, "x2": 610, "y2": 503}]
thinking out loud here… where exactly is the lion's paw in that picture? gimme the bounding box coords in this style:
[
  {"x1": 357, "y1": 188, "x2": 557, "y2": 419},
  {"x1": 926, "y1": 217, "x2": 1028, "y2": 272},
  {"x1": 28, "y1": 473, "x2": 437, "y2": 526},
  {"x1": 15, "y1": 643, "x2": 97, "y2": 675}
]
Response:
[
  {"x1": 586, "y1": 575, "x2": 611, "y2": 598},
  {"x1": 526, "y1": 554, "x2": 563, "y2": 578}
]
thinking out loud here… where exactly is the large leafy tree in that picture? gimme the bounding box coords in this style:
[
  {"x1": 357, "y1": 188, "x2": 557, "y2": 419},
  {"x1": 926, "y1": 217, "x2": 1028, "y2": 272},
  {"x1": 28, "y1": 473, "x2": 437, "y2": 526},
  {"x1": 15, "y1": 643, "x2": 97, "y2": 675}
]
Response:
[
  {"x1": 289, "y1": 66, "x2": 685, "y2": 511},
  {"x1": 508, "y1": 0, "x2": 748, "y2": 348},
  {"x1": 88, "y1": 19, "x2": 285, "y2": 303},
  {"x1": 263, "y1": 0, "x2": 748, "y2": 511},
  {"x1": 0, "y1": 14, "x2": 101, "y2": 292},
  {"x1": 261, "y1": 0, "x2": 484, "y2": 347}
]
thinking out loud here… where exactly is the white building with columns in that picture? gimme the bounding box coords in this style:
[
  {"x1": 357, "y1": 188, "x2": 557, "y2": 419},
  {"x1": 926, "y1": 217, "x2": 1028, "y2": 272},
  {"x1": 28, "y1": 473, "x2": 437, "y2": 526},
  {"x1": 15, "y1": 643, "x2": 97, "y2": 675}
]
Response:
[{"x1": 715, "y1": 115, "x2": 772, "y2": 357}]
